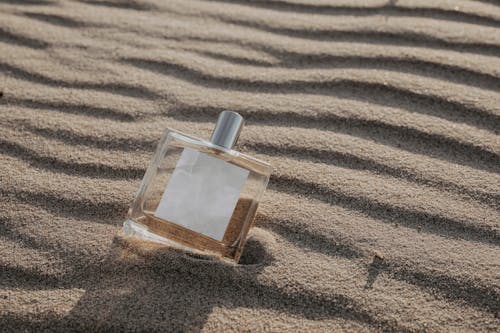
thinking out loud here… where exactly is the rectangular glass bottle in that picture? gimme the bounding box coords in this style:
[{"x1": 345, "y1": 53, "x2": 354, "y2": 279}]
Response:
[{"x1": 123, "y1": 112, "x2": 271, "y2": 262}]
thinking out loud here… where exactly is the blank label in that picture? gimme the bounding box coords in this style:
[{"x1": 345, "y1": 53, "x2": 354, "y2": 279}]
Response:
[{"x1": 154, "y1": 147, "x2": 249, "y2": 241}]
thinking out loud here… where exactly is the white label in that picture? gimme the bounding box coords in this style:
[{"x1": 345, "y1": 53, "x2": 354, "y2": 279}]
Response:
[{"x1": 154, "y1": 147, "x2": 249, "y2": 241}]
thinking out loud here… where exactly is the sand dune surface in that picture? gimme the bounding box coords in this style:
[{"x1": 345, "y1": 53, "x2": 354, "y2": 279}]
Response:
[{"x1": 1, "y1": 0, "x2": 499, "y2": 332}]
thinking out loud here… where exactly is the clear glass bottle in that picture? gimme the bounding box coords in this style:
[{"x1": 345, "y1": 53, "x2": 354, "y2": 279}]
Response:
[{"x1": 123, "y1": 111, "x2": 272, "y2": 262}]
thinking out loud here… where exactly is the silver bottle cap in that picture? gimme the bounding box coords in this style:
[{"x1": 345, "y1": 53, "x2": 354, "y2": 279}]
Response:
[{"x1": 210, "y1": 111, "x2": 244, "y2": 149}]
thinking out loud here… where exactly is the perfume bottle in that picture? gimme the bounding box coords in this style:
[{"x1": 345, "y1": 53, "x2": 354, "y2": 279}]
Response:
[{"x1": 123, "y1": 111, "x2": 272, "y2": 262}]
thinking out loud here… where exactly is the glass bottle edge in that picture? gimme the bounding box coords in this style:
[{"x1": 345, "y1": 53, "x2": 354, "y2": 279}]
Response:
[{"x1": 166, "y1": 127, "x2": 273, "y2": 176}]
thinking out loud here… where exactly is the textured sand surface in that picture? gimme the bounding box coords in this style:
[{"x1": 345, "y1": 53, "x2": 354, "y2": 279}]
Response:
[{"x1": 1, "y1": 0, "x2": 500, "y2": 332}]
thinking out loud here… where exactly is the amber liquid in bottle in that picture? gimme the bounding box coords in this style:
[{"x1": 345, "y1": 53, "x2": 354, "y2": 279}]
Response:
[{"x1": 139, "y1": 198, "x2": 258, "y2": 260}]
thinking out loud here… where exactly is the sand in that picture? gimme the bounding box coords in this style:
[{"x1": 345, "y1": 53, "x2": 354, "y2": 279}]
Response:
[{"x1": 0, "y1": 0, "x2": 499, "y2": 331}]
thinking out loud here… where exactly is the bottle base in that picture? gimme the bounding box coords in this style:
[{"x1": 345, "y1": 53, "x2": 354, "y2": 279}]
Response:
[
  {"x1": 122, "y1": 219, "x2": 236, "y2": 262},
  {"x1": 123, "y1": 219, "x2": 193, "y2": 252}
]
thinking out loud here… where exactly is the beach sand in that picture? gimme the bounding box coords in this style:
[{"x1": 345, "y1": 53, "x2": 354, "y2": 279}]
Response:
[{"x1": 1, "y1": 0, "x2": 499, "y2": 331}]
